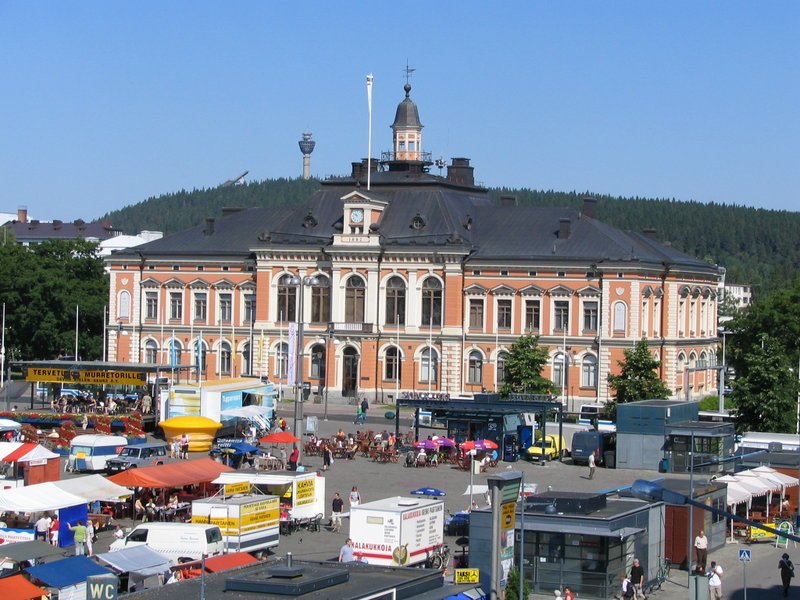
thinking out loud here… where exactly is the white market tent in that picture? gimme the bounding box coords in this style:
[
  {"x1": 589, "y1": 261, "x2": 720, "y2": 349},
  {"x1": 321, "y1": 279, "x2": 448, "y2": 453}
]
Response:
[
  {"x1": 748, "y1": 466, "x2": 799, "y2": 492},
  {"x1": 0, "y1": 475, "x2": 130, "y2": 512},
  {"x1": 0, "y1": 442, "x2": 60, "y2": 463}
]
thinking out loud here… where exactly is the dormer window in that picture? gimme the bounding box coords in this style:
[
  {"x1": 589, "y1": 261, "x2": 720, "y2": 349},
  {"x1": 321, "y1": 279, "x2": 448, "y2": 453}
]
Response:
[{"x1": 411, "y1": 214, "x2": 426, "y2": 230}]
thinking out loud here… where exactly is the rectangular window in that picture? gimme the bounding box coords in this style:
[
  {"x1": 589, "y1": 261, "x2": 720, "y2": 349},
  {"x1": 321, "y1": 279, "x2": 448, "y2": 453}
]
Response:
[
  {"x1": 219, "y1": 293, "x2": 232, "y2": 323},
  {"x1": 169, "y1": 292, "x2": 183, "y2": 321},
  {"x1": 244, "y1": 295, "x2": 256, "y2": 324},
  {"x1": 469, "y1": 299, "x2": 484, "y2": 329},
  {"x1": 497, "y1": 299, "x2": 512, "y2": 329},
  {"x1": 525, "y1": 300, "x2": 540, "y2": 331},
  {"x1": 582, "y1": 301, "x2": 598, "y2": 332},
  {"x1": 194, "y1": 292, "x2": 207, "y2": 322},
  {"x1": 145, "y1": 292, "x2": 158, "y2": 320},
  {"x1": 554, "y1": 300, "x2": 569, "y2": 331}
]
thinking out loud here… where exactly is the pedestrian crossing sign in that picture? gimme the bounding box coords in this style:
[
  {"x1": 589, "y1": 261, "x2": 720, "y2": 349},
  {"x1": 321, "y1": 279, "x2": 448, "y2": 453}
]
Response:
[{"x1": 738, "y1": 549, "x2": 751, "y2": 563}]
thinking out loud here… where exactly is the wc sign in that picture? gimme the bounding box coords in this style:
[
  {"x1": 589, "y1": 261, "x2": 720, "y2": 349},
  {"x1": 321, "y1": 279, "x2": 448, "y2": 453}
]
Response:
[{"x1": 86, "y1": 575, "x2": 119, "y2": 600}]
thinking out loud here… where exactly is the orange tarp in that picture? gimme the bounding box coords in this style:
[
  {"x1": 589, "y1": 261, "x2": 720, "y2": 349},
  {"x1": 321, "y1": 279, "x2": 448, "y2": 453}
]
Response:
[
  {"x1": 0, "y1": 574, "x2": 49, "y2": 600},
  {"x1": 107, "y1": 457, "x2": 234, "y2": 489},
  {"x1": 204, "y1": 551, "x2": 259, "y2": 572}
]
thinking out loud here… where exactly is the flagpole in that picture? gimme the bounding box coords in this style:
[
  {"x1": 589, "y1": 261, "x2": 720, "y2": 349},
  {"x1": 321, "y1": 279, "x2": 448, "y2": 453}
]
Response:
[
  {"x1": 102, "y1": 305, "x2": 107, "y2": 363},
  {"x1": 74, "y1": 305, "x2": 79, "y2": 360},
  {"x1": 366, "y1": 73, "x2": 374, "y2": 191},
  {"x1": 1, "y1": 303, "x2": 6, "y2": 389},
  {"x1": 279, "y1": 312, "x2": 284, "y2": 402}
]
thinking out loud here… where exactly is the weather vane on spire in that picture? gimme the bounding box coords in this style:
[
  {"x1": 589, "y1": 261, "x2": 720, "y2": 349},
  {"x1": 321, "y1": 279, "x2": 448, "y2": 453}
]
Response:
[{"x1": 403, "y1": 61, "x2": 415, "y2": 84}]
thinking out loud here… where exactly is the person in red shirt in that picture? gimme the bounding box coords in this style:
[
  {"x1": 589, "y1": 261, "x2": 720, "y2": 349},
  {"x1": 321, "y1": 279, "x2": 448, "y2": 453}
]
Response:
[{"x1": 288, "y1": 446, "x2": 299, "y2": 470}]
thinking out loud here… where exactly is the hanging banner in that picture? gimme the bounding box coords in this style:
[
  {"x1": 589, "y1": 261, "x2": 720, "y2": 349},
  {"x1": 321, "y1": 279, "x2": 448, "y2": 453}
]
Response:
[{"x1": 24, "y1": 367, "x2": 146, "y2": 385}]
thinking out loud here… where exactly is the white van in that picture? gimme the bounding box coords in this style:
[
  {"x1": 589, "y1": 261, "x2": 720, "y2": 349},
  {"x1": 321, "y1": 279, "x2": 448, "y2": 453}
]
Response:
[
  {"x1": 110, "y1": 523, "x2": 224, "y2": 563},
  {"x1": 68, "y1": 434, "x2": 129, "y2": 472}
]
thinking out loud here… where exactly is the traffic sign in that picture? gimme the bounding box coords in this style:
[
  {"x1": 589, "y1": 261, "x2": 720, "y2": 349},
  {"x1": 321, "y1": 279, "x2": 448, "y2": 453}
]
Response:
[
  {"x1": 739, "y1": 549, "x2": 752, "y2": 563},
  {"x1": 454, "y1": 568, "x2": 480, "y2": 584}
]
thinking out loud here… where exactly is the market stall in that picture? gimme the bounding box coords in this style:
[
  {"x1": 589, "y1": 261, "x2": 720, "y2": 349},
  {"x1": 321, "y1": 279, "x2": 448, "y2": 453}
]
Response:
[
  {"x1": 0, "y1": 574, "x2": 49, "y2": 599},
  {"x1": 0, "y1": 442, "x2": 61, "y2": 489},
  {"x1": 158, "y1": 416, "x2": 222, "y2": 452},
  {"x1": 26, "y1": 555, "x2": 115, "y2": 600},
  {"x1": 107, "y1": 457, "x2": 234, "y2": 489},
  {"x1": 95, "y1": 545, "x2": 171, "y2": 591}
]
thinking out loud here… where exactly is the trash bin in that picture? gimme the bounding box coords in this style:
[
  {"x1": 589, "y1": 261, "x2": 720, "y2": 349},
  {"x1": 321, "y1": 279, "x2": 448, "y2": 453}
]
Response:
[
  {"x1": 658, "y1": 457, "x2": 670, "y2": 473},
  {"x1": 603, "y1": 451, "x2": 616, "y2": 469}
]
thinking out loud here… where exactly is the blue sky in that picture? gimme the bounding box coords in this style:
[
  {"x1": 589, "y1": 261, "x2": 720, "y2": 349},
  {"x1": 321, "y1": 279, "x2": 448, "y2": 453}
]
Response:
[{"x1": 1, "y1": 1, "x2": 798, "y2": 223}]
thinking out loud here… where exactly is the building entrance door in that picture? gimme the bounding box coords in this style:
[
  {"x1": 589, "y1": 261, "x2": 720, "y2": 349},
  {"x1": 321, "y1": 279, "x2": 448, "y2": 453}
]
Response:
[{"x1": 342, "y1": 347, "x2": 359, "y2": 399}]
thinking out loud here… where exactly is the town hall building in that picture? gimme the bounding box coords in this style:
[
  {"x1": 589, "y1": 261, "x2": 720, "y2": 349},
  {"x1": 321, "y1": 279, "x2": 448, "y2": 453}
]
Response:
[{"x1": 106, "y1": 81, "x2": 723, "y2": 411}]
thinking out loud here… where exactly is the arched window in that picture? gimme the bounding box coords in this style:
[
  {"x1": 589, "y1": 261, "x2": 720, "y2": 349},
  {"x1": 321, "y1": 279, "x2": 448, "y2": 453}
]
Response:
[
  {"x1": 276, "y1": 342, "x2": 289, "y2": 379},
  {"x1": 468, "y1": 351, "x2": 483, "y2": 385},
  {"x1": 581, "y1": 355, "x2": 598, "y2": 388},
  {"x1": 144, "y1": 340, "x2": 158, "y2": 364},
  {"x1": 345, "y1": 276, "x2": 366, "y2": 323},
  {"x1": 497, "y1": 351, "x2": 509, "y2": 387},
  {"x1": 277, "y1": 275, "x2": 297, "y2": 322},
  {"x1": 385, "y1": 346, "x2": 401, "y2": 381},
  {"x1": 219, "y1": 342, "x2": 231, "y2": 375},
  {"x1": 613, "y1": 302, "x2": 627, "y2": 334},
  {"x1": 167, "y1": 339, "x2": 182, "y2": 366},
  {"x1": 420, "y1": 348, "x2": 438, "y2": 384},
  {"x1": 385, "y1": 276, "x2": 406, "y2": 325},
  {"x1": 311, "y1": 275, "x2": 330, "y2": 324},
  {"x1": 118, "y1": 291, "x2": 131, "y2": 320},
  {"x1": 310, "y1": 343, "x2": 326, "y2": 380},
  {"x1": 242, "y1": 342, "x2": 252, "y2": 375},
  {"x1": 421, "y1": 278, "x2": 442, "y2": 326},
  {"x1": 193, "y1": 340, "x2": 208, "y2": 373},
  {"x1": 552, "y1": 353, "x2": 565, "y2": 388}
]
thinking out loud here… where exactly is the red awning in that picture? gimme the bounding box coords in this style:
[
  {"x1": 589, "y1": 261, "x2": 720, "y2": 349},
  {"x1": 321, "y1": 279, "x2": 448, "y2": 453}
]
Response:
[
  {"x1": 204, "y1": 551, "x2": 259, "y2": 572},
  {"x1": 106, "y1": 457, "x2": 234, "y2": 489},
  {"x1": 0, "y1": 574, "x2": 49, "y2": 600},
  {"x1": 1, "y1": 443, "x2": 38, "y2": 463}
]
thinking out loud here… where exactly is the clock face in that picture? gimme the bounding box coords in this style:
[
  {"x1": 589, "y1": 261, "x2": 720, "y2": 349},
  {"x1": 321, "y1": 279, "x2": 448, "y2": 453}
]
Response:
[{"x1": 351, "y1": 209, "x2": 364, "y2": 223}]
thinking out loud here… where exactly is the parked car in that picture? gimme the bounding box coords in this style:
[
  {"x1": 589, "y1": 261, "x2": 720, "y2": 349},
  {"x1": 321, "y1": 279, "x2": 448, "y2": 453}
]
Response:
[
  {"x1": 105, "y1": 442, "x2": 170, "y2": 473},
  {"x1": 526, "y1": 434, "x2": 568, "y2": 461}
]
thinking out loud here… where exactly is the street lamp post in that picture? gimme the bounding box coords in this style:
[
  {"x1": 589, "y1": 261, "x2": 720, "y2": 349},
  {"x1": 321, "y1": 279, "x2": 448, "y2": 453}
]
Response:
[{"x1": 289, "y1": 275, "x2": 323, "y2": 462}]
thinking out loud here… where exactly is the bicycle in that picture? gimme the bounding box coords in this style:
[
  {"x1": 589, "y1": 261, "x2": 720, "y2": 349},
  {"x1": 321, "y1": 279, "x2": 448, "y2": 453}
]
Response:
[
  {"x1": 425, "y1": 544, "x2": 450, "y2": 570},
  {"x1": 645, "y1": 557, "x2": 671, "y2": 593}
]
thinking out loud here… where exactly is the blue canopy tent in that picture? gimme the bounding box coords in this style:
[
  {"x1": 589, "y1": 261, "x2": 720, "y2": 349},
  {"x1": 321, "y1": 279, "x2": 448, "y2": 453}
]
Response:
[{"x1": 26, "y1": 555, "x2": 113, "y2": 597}]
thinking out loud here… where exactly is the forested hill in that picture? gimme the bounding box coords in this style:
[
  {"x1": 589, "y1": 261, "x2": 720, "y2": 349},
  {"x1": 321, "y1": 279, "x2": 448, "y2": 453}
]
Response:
[{"x1": 101, "y1": 178, "x2": 800, "y2": 294}]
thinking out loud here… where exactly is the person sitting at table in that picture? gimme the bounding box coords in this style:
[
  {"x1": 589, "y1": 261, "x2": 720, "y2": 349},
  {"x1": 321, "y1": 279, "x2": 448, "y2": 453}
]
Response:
[
  {"x1": 345, "y1": 443, "x2": 357, "y2": 460},
  {"x1": 416, "y1": 448, "x2": 427, "y2": 466},
  {"x1": 336, "y1": 428, "x2": 346, "y2": 440},
  {"x1": 145, "y1": 499, "x2": 157, "y2": 522},
  {"x1": 429, "y1": 452, "x2": 438, "y2": 466}
]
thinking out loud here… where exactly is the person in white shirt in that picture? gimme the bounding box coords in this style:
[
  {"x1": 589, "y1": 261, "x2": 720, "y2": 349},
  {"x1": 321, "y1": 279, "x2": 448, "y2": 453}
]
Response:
[
  {"x1": 707, "y1": 561, "x2": 723, "y2": 600},
  {"x1": 588, "y1": 452, "x2": 596, "y2": 480},
  {"x1": 35, "y1": 514, "x2": 52, "y2": 541}
]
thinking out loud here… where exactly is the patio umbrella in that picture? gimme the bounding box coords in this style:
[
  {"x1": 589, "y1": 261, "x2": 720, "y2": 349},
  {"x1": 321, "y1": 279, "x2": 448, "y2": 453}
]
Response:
[
  {"x1": 413, "y1": 440, "x2": 440, "y2": 450},
  {"x1": 0, "y1": 419, "x2": 21, "y2": 431},
  {"x1": 435, "y1": 438, "x2": 457, "y2": 447},
  {"x1": 460, "y1": 439, "x2": 498, "y2": 451},
  {"x1": 410, "y1": 487, "x2": 446, "y2": 497},
  {"x1": 259, "y1": 431, "x2": 300, "y2": 444}
]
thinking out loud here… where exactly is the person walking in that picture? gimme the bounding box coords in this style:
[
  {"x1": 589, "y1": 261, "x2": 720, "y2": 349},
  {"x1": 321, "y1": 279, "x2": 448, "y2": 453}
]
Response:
[
  {"x1": 779, "y1": 552, "x2": 794, "y2": 597},
  {"x1": 563, "y1": 586, "x2": 575, "y2": 600},
  {"x1": 620, "y1": 574, "x2": 634, "y2": 599},
  {"x1": 85, "y1": 519, "x2": 95, "y2": 556},
  {"x1": 331, "y1": 493, "x2": 344, "y2": 532},
  {"x1": 288, "y1": 445, "x2": 299, "y2": 471},
  {"x1": 360, "y1": 397, "x2": 368, "y2": 418},
  {"x1": 630, "y1": 557, "x2": 645, "y2": 599},
  {"x1": 180, "y1": 433, "x2": 190, "y2": 459},
  {"x1": 322, "y1": 445, "x2": 333, "y2": 471},
  {"x1": 67, "y1": 520, "x2": 88, "y2": 556},
  {"x1": 349, "y1": 486, "x2": 361, "y2": 508},
  {"x1": 694, "y1": 529, "x2": 708, "y2": 573},
  {"x1": 588, "y1": 451, "x2": 596, "y2": 480},
  {"x1": 707, "y1": 561, "x2": 723, "y2": 600},
  {"x1": 50, "y1": 515, "x2": 60, "y2": 546}
]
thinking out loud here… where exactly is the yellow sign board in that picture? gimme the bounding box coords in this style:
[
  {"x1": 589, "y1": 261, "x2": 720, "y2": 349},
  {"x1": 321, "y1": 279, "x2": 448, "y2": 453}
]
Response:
[
  {"x1": 223, "y1": 482, "x2": 252, "y2": 496},
  {"x1": 296, "y1": 477, "x2": 316, "y2": 506},
  {"x1": 501, "y1": 501, "x2": 516, "y2": 531},
  {"x1": 25, "y1": 367, "x2": 147, "y2": 386},
  {"x1": 454, "y1": 568, "x2": 480, "y2": 584},
  {"x1": 750, "y1": 522, "x2": 778, "y2": 541}
]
